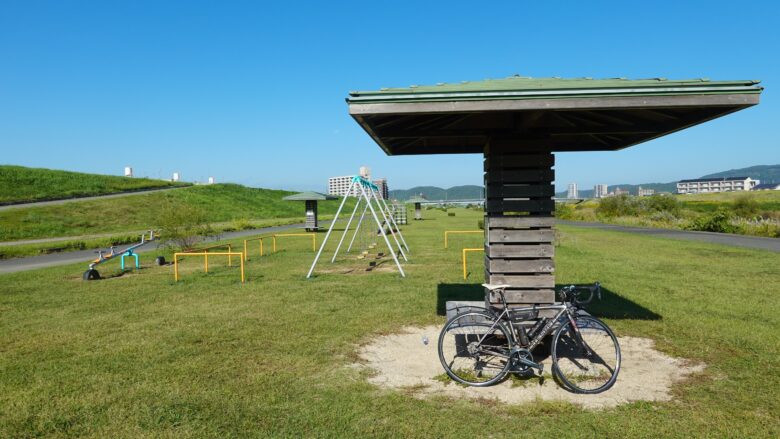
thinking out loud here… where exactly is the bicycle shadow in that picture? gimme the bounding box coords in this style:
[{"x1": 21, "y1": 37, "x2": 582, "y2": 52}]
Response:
[{"x1": 436, "y1": 283, "x2": 661, "y2": 321}]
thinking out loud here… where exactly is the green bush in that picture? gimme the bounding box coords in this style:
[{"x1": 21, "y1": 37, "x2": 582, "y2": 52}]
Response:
[
  {"x1": 156, "y1": 201, "x2": 216, "y2": 250},
  {"x1": 686, "y1": 210, "x2": 736, "y2": 233},
  {"x1": 732, "y1": 194, "x2": 760, "y2": 218},
  {"x1": 477, "y1": 219, "x2": 484, "y2": 230},
  {"x1": 555, "y1": 203, "x2": 575, "y2": 219},
  {"x1": 447, "y1": 212, "x2": 455, "y2": 217}
]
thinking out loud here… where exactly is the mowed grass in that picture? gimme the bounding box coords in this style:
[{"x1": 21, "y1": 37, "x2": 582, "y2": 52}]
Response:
[
  {"x1": 0, "y1": 209, "x2": 778, "y2": 438},
  {"x1": 0, "y1": 184, "x2": 349, "y2": 242},
  {"x1": 0, "y1": 165, "x2": 188, "y2": 204}
]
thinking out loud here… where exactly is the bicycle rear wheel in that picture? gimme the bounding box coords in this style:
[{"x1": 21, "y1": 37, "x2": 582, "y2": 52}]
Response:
[
  {"x1": 551, "y1": 316, "x2": 620, "y2": 394},
  {"x1": 438, "y1": 312, "x2": 512, "y2": 387}
]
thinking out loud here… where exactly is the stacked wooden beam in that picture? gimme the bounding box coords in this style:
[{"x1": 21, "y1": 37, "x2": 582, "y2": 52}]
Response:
[{"x1": 484, "y1": 143, "x2": 555, "y2": 308}]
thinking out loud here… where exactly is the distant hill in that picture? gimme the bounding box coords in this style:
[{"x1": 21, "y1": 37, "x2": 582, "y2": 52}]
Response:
[
  {"x1": 0, "y1": 165, "x2": 190, "y2": 205},
  {"x1": 389, "y1": 185, "x2": 483, "y2": 201},
  {"x1": 393, "y1": 164, "x2": 780, "y2": 200},
  {"x1": 701, "y1": 164, "x2": 780, "y2": 184}
]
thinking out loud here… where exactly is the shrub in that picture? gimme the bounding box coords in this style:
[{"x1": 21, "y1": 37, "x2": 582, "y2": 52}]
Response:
[
  {"x1": 477, "y1": 219, "x2": 484, "y2": 230},
  {"x1": 596, "y1": 195, "x2": 637, "y2": 217},
  {"x1": 732, "y1": 194, "x2": 760, "y2": 218},
  {"x1": 156, "y1": 200, "x2": 216, "y2": 250},
  {"x1": 555, "y1": 203, "x2": 575, "y2": 219},
  {"x1": 643, "y1": 194, "x2": 681, "y2": 216},
  {"x1": 685, "y1": 210, "x2": 736, "y2": 234},
  {"x1": 447, "y1": 212, "x2": 455, "y2": 217}
]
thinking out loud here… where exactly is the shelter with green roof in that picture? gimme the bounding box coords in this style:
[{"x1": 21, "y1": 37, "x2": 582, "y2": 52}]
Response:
[
  {"x1": 348, "y1": 75, "x2": 762, "y2": 309},
  {"x1": 282, "y1": 191, "x2": 337, "y2": 231},
  {"x1": 405, "y1": 195, "x2": 427, "y2": 220}
]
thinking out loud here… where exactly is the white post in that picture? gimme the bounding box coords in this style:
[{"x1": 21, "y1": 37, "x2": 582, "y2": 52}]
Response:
[
  {"x1": 347, "y1": 202, "x2": 369, "y2": 252},
  {"x1": 307, "y1": 179, "x2": 355, "y2": 278},
  {"x1": 371, "y1": 188, "x2": 407, "y2": 262},
  {"x1": 331, "y1": 196, "x2": 362, "y2": 262},
  {"x1": 359, "y1": 184, "x2": 405, "y2": 277}
]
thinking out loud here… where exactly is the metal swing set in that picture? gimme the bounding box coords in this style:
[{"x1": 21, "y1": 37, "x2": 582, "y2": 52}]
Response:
[{"x1": 307, "y1": 176, "x2": 410, "y2": 278}]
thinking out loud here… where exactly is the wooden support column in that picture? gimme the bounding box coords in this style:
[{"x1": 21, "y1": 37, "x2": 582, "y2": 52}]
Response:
[{"x1": 484, "y1": 141, "x2": 555, "y2": 308}]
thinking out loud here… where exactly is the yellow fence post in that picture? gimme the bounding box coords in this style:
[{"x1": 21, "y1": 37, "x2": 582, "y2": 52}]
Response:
[
  {"x1": 272, "y1": 236, "x2": 276, "y2": 253},
  {"x1": 461, "y1": 248, "x2": 485, "y2": 280},
  {"x1": 204, "y1": 251, "x2": 209, "y2": 273},
  {"x1": 228, "y1": 244, "x2": 232, "y2": 267},
  {"x1": 260, "y1": 238, "x2": 264, "y2": 256},
  {"x1": 172, "y1": 252, "x2": 244, "y2": 283},
  {"x1": 244, "y1": 240, "x2": 248, "y2": 261}
]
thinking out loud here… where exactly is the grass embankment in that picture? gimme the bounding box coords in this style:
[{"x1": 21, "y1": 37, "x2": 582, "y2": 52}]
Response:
[
  {"x1": 1, "y1": 208, "x2": 778, "y2": 437},
  {"x1": 0, "y1": 165, "x2": 189, "y2": 205},
  {"x1": 0, "y1": 184, "x2": 351, "y2": 259},
  {"x1": 558, "y1": 191, "x2": 780, "y2": 237}
]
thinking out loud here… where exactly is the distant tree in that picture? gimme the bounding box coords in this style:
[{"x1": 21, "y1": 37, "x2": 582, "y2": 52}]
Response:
[
  {"x1": 156, "y1": 200, "x2": 216, "y2": 250},
  {"x1": 732, "y1": 194, "x2": 760, "y2": 218}
]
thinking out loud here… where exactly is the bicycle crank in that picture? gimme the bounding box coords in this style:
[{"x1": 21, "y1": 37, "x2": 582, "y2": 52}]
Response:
[{"x1": 511, "y1": 348, "x2": 544, "y2": 372}]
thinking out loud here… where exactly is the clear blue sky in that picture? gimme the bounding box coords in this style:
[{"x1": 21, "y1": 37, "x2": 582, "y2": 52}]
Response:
[{"x1": 1, "y1": 1, "x2": 777, "y2": 192}]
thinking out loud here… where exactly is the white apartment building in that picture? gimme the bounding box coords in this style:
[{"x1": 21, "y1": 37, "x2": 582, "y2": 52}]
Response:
[
  {"x1": 638, "y1": 187, "x2": 655, "y2": 196},
  {"x1": 677, "y1": 177, "x2": 759, "y2": 194},
  {"x1": 328, "y1": 175, "x2": 361, "y2": 197},
  {"x1": 593, "y1": 184, "x2": 609, "y2": 198},
  {"x1": 567, "y1": 183, "x2": 578, "y2": 199}
]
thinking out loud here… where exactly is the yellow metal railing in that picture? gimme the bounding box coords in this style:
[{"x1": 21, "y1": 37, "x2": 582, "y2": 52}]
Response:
[
  {"x1": 183, "y1": 243, "x2": 234, "y2": 268},
  {"x1": 174, "y1": 252, "x2": 245, "y2": 283},
  {"x1": 272, "y1": 233, "x2": 316, "y2": 253},
  {"x1": 462, "y1": 247, "x2": 485, "y2": 280},
  {"x1": 444, "y1": 230, "x2": 482, "y2": 248},
  {"x1": 243, "y1": 236, "x2": 267, "y2": 261}
]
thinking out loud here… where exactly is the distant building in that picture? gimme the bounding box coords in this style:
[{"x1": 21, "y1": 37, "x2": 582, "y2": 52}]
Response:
[
  {"x1": 593, "y1": 184, "x2": 608, "y2": 198},
  {"x1": 172, "y1": 172, "x2": 181, "y2": 182},
  {"x1": 677, "y1": 177, "x2": 759, "y2": 194},
  {"x1": 328, "y1": 175, "x2": 360, "y2": 197},
  {"x1": 124, "y1": 166, "x2": 133, "y2": 177},
  {"x1": 359, "y1": 166, "x2": 370, "y2": 179},
  {"x1": 208, "y1": 176, "x2": 215, "y2": 185},
  {"x1": 638, "y1": 187, "x2": 655, "y2": 197},
  {"x1": 613, "y1": 187, "x2": 629, "y2": 196},
  {"x1": 752, "y1": 182, "x2": 780, "y2": 191},
  {"x1": 567, "y1": 183, "x2": 578, "y2": 199},
  {"x1": 374, "y1": 178, "x2": 389, "y2": 199}
]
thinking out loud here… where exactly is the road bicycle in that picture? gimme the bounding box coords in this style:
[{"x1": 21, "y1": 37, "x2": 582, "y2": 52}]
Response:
[{"x1": 438, "y1": 283, "x2": 620, "y2": 394}]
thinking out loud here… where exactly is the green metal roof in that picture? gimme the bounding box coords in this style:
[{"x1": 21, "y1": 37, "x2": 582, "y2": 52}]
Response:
[
  {"x1": 282, "y1": 191, "x2": 337, "y2": 201},
  {"x1": 348, "y1": 76, "x2": 762, "y2": 103},
  {"x1": 405, "y1": 196, "x2": 427, "y2": 204},
  {"x1": 347, "y1": 75, "x2": 762, "y2": 155}
]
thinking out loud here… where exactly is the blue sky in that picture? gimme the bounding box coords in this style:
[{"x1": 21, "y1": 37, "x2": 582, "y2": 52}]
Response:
[{"x1": 1, "y1": 1, "x2": 777, "y2": 192}]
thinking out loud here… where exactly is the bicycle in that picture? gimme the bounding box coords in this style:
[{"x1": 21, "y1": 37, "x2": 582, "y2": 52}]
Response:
[{"x1": 438, "y1": 282, "x2": 621, "y2": 394}]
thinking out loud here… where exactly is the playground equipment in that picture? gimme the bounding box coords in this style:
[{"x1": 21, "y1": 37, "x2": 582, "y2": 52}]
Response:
[
  {"x1": 282, "y1": 191, "x2": 337, "y2": 232},
  {"x1": 83, "y1": 230, "x2": 157, "y2": 280},
  {"x1": 390, "y1": 200, "x2": 407, "y2": 225},
  {"x1": 183, "y1": 243, "x2": 236, "y2": 267},
  {"x1": 174, "y1": 251, "x2": 245, "y2": 283},
  {"x1": 307, "y1": 176, "x2": 409, "y2": 278},
  {"x1": 243, "y1": 236, "x2": 267, "y2": 260},
  {"x1": 272, "y1": 233, "x2": 316, "y2": 252},
  {"x1": 405, "y1": 195, "x2": 427, "y2": 220},
  {"x1": 443, "y1": 230, "x2": 482, "y2": 249},
  {"x1": 461, "y1": 247, "x2": 484, "y2": 280}
]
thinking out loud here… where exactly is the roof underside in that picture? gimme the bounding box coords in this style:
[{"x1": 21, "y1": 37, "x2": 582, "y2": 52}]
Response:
[
  {"x1": 283, "y1": 191, "x2": 336, "y2": 201},
  {"x1": 347, "y1": 76, "x2": 762, "y2": 155}
]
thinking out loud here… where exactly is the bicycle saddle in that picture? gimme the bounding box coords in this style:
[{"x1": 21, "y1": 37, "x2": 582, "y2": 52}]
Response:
[{"x1": 481, "y1": 283, "x2": 511, "y2": 291}]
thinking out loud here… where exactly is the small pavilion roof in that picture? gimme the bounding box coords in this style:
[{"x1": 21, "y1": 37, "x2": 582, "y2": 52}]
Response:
[
  {"x1": 283, "y1": 191, "x2": 337, "y2": 201},
  {"x1": 347, "y1": 76, "x2": 762, "y2": 155},
  {"x1": 405, "y1": 196, "x2": 427, "y2": 204}
]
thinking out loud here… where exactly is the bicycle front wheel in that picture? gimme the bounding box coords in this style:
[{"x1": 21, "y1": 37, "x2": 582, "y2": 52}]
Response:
[
  {"x1": 438, "y1": 312, "x2": 512, "y2": 387},
  {"x1": 552, "y1": 315, "x2": 621, "y2": 394}
]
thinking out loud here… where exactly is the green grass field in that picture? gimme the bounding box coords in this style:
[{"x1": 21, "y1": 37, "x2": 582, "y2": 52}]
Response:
[
  {"x1": 676, "y1": 190, "x2": 780, "y2": 213},
  {"x1": 1, "y1": 208, "x2": 778, "y2": 437},
  {"x1": 0, "y1": 165, "x2": 189, "y2": 204},
  {"x1": 0, "y1": 183, "x2": 349, "y2": 243}
]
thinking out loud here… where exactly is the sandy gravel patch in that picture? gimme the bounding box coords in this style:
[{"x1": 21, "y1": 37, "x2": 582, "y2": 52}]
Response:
[{"x1": 356, "y1": 325, "x2": 704, "y2": 410}]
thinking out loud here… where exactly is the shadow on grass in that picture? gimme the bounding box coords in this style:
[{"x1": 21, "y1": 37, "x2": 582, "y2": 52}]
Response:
[{"x1": 436, "y1": 283, "x2": 661, "y2": 320}]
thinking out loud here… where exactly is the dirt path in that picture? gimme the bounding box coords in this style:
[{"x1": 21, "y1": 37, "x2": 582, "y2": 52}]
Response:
[{"x1": 355, "y1": 325, "x2": 704, "y2": 410}]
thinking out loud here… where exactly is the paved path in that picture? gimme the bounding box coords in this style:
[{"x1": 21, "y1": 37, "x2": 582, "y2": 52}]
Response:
[
  {"x1": 0, "y1": 223, "x2": 312, "y2": 274},
  {"x1": 557, "y1": 220, "x2": 780, "y2": 253},
  {"x1": 0, "y1": 186, "x2": 188, "y2": 211}
]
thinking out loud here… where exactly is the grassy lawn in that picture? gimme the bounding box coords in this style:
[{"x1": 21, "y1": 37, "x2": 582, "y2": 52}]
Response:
[
  {"x1": 0, "y1": 184, "x2": 352, "y2": 243},
  {"x1": 0, "y1": 165, "x2": 189, "y2": 205},
  {"x1": 0, "y1": 208, "x2": 778, "y2": 437}
]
